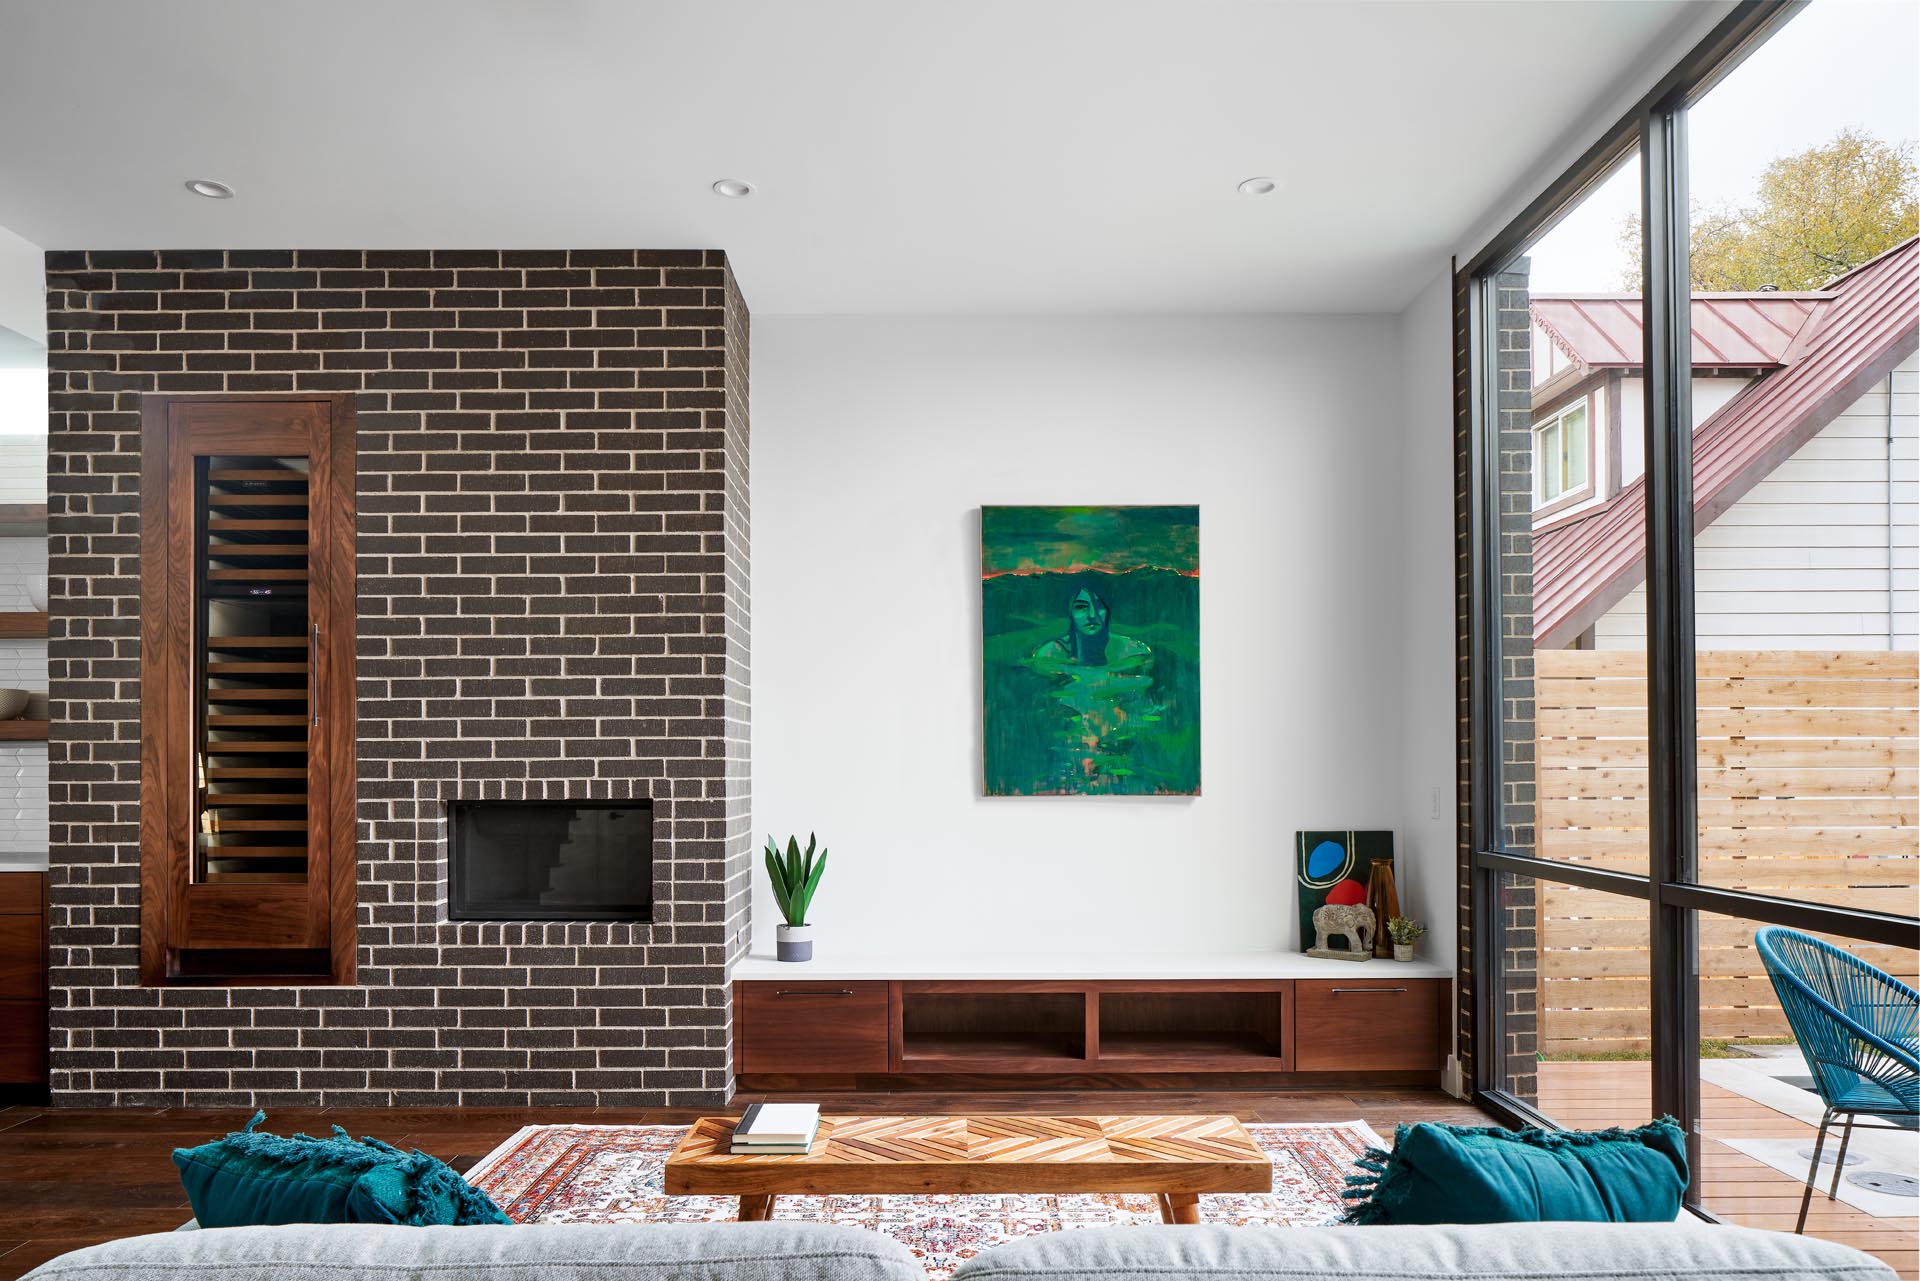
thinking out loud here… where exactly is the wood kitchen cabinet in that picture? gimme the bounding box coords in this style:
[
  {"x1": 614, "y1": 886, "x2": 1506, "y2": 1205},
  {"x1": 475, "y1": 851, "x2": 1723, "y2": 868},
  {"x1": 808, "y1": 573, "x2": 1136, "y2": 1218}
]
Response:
[
  {"x1": 0, "y1": 871, "x2": 46, "y2": 1091},
  {"x1": 139, "y1": 395, "x2": 356, "y2": 985}
]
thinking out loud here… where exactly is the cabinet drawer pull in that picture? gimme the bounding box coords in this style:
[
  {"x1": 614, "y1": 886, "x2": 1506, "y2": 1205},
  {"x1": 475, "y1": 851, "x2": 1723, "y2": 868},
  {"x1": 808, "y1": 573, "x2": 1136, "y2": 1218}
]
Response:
[
  {"x1": 1328, "y1": 986, "x2": 1408, "y2": 994},
  {"x1": 775, "y1": 988, "x2": 855, "y2": 997}
]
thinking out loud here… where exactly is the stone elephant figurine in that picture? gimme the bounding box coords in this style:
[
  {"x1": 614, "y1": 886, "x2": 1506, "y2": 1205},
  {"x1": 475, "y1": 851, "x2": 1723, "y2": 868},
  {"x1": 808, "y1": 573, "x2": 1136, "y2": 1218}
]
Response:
[{"x1": 1311, "y1": 902, "x2": 1376, "y2": 957}]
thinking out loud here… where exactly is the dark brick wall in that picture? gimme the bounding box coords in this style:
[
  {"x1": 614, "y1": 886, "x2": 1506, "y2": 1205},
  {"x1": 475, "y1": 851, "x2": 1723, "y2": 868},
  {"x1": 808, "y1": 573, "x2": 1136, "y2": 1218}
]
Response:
[
  {"x1": 1453, "y1": 261, "x2": 1538, "y2": 1101},
  {"x1": 44, "y1": 249, "x2": 751, "y2": 1107},
  {"x1": 1451, "y1": 265, "x2": 1474, "y2": 1092},
  {"x1": 1492, "y1": 264, "x2": 1539, "y2": 1102}
]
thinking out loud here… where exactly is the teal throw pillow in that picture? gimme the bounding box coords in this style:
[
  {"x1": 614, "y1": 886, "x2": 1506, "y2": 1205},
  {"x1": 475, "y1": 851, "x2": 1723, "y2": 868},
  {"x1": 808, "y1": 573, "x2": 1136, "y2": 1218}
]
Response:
[
  {"x1": 1342, "y1": 1117, "x2": 1687, "y2": 1225},
  {"x1": 172, "y1": 1111, "x2": 513, "y2": 1228}
]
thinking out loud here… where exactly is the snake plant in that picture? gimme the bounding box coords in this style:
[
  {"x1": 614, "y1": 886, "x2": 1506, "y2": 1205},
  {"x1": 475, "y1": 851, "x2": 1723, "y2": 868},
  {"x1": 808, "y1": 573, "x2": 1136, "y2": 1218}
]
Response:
[{"x1": 764, "y1": 833, "x2": 828, "y2": 927}]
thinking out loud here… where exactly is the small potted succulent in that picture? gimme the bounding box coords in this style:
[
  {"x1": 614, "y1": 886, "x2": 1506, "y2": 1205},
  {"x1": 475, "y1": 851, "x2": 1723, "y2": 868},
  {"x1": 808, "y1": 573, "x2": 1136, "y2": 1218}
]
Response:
[
  {"x1": 765, "y1": 833, "x2": 828, "y2": 962},
  {"x1": 1386, "y1": 915, "x2": 1426, "y2": 962}
]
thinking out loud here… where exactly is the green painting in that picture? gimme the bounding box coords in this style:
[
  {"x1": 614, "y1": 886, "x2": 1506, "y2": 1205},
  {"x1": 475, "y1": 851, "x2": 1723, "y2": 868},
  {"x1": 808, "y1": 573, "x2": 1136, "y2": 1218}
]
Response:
[{"x1": 982, "y1": 505, "x2": 1199, "y2": 796}]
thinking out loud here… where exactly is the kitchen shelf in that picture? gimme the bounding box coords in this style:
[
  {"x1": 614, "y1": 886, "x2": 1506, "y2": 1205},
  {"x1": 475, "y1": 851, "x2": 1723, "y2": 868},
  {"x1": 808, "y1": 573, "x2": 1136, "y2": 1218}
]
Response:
[
  {"x1": 0, "y1": 722, "x2": 48, "y2": 741},
  {"x1": 0, "y1": 505, "x2": 47, "y2": 537},
  {"x1": 0, "y1": 613, "x2": 47, "y2": 639}
]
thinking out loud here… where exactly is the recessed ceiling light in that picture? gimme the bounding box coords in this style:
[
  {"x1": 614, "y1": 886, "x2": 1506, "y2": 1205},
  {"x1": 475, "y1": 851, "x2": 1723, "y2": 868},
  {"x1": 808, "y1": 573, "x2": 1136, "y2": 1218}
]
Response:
[
  {"x1": 185, "y1": 179, "x2": 235, "y2": 199},
  {"x1": 711, "y1": 178, "x2": 755, "y2": 199},
  {"x1": 1237, "y1": 176, "x2": 1278, "y2": 196}
]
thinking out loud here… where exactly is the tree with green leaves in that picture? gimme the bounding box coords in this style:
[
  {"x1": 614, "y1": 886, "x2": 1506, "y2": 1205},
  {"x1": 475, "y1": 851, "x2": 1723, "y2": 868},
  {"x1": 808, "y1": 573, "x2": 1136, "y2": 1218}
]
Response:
[{"x1": 1618, "y1": 129, "x2": 1917, "y2": 291}]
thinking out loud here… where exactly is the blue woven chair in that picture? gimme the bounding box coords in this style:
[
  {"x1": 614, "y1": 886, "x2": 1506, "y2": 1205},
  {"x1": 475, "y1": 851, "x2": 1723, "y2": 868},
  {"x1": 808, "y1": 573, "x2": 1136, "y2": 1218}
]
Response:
[{"x1": 1754, "y1": 926, "x2": 1918, "y2": 1232}]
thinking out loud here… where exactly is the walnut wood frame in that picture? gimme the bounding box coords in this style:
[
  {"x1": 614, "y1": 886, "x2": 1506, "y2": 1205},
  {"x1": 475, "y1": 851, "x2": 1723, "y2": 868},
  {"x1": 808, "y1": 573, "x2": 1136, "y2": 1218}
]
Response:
[{"x1": 138, "y1": 394, "x2": 357, "y2": 986}]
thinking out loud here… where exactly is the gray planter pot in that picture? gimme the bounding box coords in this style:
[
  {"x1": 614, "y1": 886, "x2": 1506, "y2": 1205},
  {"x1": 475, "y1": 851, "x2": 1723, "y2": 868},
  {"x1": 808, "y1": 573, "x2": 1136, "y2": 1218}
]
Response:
[
  {"x1": 776, "y1": 923, "x2": 814, "y2": 962},
  {"x1": 1393, "y1": 943, "x2": 1415, "y2": 962}
]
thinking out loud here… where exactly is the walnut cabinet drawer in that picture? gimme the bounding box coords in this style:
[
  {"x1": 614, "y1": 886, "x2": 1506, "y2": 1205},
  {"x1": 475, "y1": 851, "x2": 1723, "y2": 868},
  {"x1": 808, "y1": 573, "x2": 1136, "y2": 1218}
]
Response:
[
  {"x1": 0, "y1": 915, "x2": 42, "y2": 1001},
  {"x1": 736, "y1": 980, "x2": 890, "y2": 1074},
  {"x1": 0, "y1": 999, "x2": 46, "y2": 1084},
  {"x1": 0, "y1": 871, "x2": 42, "y2": 916},
  {"x1": 1294, "y1": 978, "x2": 1446, "y2": 1071}
]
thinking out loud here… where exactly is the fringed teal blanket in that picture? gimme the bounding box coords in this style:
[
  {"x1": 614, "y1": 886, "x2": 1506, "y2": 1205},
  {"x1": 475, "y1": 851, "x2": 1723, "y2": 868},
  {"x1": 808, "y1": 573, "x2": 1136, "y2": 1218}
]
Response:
[
  {"x1": 173, "y1": 1111, "x2": 512, "y2": 1228},
  {"x1": 1341, "y1": 1117, "x2": 1688, "y2": 1225}
]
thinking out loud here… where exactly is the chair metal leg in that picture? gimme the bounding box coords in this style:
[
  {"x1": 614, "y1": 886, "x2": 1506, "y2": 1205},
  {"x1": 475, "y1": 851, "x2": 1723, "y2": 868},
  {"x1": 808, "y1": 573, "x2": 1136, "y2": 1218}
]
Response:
[
  {"x1": 1826, "y1": 1113, "x2": 1855, "y2": 1201},
  {"x1": 1797, "y1": 1110, "x2": 1833, "y2": 1234}
]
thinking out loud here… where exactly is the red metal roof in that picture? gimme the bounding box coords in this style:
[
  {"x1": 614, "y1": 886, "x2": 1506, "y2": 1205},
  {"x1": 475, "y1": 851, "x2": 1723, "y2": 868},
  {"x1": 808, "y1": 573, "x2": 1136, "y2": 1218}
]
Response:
[
  {"x1": 1531, "y1": 293, "x2": 1823, "y2": 372},
  {"x1": 1532, "y1": 237, "x2": 1919, "y2": 648}
]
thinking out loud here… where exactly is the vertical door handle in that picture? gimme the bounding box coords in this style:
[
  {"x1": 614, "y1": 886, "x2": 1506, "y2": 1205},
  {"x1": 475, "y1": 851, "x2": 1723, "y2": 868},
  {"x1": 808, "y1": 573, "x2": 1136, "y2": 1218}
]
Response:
[{"x1": 310, "y1": 623, "x2": 320, "y2": 727}]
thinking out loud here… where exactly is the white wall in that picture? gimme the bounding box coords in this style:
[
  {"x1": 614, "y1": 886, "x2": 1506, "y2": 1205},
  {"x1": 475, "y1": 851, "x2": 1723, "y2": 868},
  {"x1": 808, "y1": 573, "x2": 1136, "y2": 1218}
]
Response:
[
  {"x1": 750, "y1": 314, "x2": 1415, "y2": 955},
  {"x1": 1615, "y1": 374, "x2": 1752, "y2": 499},
  {"x1": 1596, "y1": 353, "x2": 1918, "y2": 650},
  {"x1": 0, "y1": 223, "x2": 44, "y2": 347}
]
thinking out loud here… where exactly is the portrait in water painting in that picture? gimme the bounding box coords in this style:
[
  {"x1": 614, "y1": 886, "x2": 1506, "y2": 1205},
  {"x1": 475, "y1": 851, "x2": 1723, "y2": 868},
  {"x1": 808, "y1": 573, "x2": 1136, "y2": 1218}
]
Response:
[{"x1": 981, "y1": 505, "x2": 1199, "y2": 796}]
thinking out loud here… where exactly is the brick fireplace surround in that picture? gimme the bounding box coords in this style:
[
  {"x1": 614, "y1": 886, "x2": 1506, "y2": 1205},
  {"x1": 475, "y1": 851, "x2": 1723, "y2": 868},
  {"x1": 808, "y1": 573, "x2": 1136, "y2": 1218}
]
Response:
[{"x1": 45, "y1": 249, "x2": 751, "y2": 1107}]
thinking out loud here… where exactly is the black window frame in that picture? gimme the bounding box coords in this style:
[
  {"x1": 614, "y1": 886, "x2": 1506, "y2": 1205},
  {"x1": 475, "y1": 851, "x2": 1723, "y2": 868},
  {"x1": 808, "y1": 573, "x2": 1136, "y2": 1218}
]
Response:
[{"x1": 1457, "y1": 0, "x2": 1920, "y2": 1205}]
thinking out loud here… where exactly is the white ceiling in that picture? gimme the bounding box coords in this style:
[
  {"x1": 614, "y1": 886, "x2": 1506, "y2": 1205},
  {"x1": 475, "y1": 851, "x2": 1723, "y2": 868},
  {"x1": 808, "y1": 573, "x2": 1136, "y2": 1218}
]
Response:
[{"x1": 0, "y1": 1, "x2": 1707, "y2": 315}]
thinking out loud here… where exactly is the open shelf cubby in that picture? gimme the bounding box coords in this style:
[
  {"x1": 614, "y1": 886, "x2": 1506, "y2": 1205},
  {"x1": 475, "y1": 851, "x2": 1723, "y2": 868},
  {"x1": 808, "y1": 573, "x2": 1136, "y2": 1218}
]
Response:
[
  {"x1": 899, "y1": 990, "x2": 1087, "y2": 1067},
  {"x1": 1096, "y1": 989, "x2": 1289, "y2": 1067}
]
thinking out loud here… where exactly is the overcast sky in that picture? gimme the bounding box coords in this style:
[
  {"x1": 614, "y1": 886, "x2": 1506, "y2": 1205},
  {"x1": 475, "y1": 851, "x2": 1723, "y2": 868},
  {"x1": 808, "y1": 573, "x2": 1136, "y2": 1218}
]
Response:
[{"x1": 1527, "y1": 0, "x2": 1920, "y2": 294}]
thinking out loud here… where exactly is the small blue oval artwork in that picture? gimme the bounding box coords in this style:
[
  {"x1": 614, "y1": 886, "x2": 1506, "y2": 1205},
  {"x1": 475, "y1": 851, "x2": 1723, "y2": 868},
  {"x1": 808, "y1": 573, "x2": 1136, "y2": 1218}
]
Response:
[{"x1": 1305, "y1": 840, "x2": 1345, "y2": 879}]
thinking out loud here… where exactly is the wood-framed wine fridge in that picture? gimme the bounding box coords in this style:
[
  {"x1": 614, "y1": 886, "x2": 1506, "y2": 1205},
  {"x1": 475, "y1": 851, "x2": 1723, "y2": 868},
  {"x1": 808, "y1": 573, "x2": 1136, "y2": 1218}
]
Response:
[{"x1": 138, "y1": 394, "x2": 356, "y2": 985}]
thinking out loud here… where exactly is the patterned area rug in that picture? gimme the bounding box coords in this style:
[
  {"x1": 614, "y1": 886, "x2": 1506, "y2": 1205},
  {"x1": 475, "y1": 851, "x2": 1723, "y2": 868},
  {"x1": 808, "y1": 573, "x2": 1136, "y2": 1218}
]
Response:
[{"x1": 464, "y1": 1119, "x2": 1382, "y2": 1280}]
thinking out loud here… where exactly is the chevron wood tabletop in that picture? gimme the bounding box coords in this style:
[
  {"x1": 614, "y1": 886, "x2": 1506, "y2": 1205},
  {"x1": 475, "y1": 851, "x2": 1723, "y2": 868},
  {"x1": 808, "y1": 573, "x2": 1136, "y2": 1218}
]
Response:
[{"x1": 663, "y1": 1113, "x2": 1273, "y2": 1223}]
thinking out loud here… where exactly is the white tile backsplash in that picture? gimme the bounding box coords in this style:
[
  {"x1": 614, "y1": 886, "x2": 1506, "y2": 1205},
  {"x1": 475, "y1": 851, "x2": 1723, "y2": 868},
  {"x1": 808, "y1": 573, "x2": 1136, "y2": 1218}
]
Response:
[
  {"x1": 0, "y1": 743, "x2": 48, "y2": 854},
  {"x1": 0, "y1": 639, "x2": 44, "y2": 687},
  {"x1": 0, "y1": 530, "x2": 48, "y2": 857},
  {"x1": 0, "y1": 438, "x2": 48, "y2": 505},
  {"x1": 0, "y1": 536, "x2": 46, "y2": 611}
]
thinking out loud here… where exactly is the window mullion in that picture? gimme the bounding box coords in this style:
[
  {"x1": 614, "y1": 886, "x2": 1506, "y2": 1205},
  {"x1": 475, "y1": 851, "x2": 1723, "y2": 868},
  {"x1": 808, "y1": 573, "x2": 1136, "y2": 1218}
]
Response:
[{"x1": 1640, "y1": 95, "x2": 1703, "y2": 1199}]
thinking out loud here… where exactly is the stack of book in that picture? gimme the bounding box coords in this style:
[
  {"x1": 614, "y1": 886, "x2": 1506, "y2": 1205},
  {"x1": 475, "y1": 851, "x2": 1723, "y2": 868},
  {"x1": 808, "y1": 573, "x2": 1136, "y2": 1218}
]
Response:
[{"x1": 730, "y1": 1102, "x2": 821, "y2": 1155}]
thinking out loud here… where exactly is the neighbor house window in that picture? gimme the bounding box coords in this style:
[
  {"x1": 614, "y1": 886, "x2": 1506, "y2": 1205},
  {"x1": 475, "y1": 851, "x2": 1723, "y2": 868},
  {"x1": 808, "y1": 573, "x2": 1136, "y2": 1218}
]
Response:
[{"x1": 1531, "y1": 400, "x2": 1589, "y2": 506}]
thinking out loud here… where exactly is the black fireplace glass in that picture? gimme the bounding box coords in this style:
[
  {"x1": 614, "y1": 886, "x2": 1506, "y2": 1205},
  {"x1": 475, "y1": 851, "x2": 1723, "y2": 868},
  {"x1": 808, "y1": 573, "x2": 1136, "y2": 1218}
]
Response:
[{"x1": 448, "y1": 799, "x2": 654, "y2": 921}]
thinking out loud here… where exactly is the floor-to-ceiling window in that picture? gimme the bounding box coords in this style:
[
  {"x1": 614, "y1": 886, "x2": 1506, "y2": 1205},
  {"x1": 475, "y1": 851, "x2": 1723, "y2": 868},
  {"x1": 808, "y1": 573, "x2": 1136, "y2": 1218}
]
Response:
[
  {"x1": 1682, "y1": 4, "x2": 1918, "y2": 1258},
  {"x1": 1463, "y1": 4, "x2": 1918, "y2": 1274},
  {"x1": 1479, "y1": 149, "x2": 1658, "y2": 1123}
]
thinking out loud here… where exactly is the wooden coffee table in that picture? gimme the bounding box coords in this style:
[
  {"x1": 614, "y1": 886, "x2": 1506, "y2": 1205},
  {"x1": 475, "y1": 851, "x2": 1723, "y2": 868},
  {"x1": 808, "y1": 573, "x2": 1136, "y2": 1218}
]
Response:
[{"x1": 664, "y1": 1113, "x2": 1270, "y2": 1224}]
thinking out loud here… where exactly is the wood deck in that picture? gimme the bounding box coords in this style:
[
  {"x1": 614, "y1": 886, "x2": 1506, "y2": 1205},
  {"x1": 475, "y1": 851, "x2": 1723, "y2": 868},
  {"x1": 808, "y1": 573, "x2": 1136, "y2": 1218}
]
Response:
[{"x1": 1540, "y1": 1060, "x2": 1917, "y2": 1280}]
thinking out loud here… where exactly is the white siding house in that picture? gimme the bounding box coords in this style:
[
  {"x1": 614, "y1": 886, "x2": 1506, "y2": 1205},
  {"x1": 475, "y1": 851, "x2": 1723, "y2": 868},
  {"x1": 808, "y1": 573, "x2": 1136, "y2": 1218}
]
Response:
[
  {"x1": 1528, "y1": 238, "x2": 1920, "y2": 653},
  {"x1": 1594, "y1": 352, "x2": 1917, "y2": 651}
]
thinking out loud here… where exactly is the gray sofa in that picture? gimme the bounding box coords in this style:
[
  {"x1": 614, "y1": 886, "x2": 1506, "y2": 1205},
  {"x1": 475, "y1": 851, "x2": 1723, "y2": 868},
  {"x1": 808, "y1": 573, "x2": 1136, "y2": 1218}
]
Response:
[{"x1": 21, "y1": 1219, "x2": 1896, "y2": 1281}]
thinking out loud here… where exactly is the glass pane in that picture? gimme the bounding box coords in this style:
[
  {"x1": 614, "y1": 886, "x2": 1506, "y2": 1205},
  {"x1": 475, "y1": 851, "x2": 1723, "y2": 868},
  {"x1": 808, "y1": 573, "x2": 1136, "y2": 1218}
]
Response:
[
  {"x1": 1499, "y1": 872, "x2": 1655, "y2": 1129},
  {"x1": 1539, "y1": 421, "x2": 1562, "y2": 501},
  {"x1": 1496, "y1": 152, "x2": 1651, "y2": 873},
  {"x1": 1693, "y1": 912, "x2": 1918, "y2": 1272},
  {"x1": 1562, "y1": 404, "x2": 1589, "y2": 491},
  {"x1": 1685, "y1": 0, "x2": 1919, "y2": 915},
  {"x1": 198, "y1": 455, "x2": 312, "y2": 886}
]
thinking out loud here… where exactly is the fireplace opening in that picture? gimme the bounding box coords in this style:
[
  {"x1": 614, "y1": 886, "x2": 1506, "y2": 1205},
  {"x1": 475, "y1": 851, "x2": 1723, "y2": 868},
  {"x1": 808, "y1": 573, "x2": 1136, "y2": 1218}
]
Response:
[{"x1": 448, "y1": 799, "x2": 654, "y2": 922}]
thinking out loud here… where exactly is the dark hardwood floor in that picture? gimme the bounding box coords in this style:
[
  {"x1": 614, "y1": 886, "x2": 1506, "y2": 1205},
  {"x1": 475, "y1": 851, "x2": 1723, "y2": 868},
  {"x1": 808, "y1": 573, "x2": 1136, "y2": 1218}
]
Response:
[{"x1": 0, "y1": 1088, "x2": 1490, "y2": 1278}]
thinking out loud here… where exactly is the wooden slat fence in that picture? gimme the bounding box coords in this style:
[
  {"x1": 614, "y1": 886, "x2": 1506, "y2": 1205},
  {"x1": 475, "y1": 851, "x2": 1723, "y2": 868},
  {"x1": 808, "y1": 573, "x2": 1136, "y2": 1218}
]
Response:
[{"x1": 1534, "y1": 650, "x2": 1919, "y2": 1055}]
